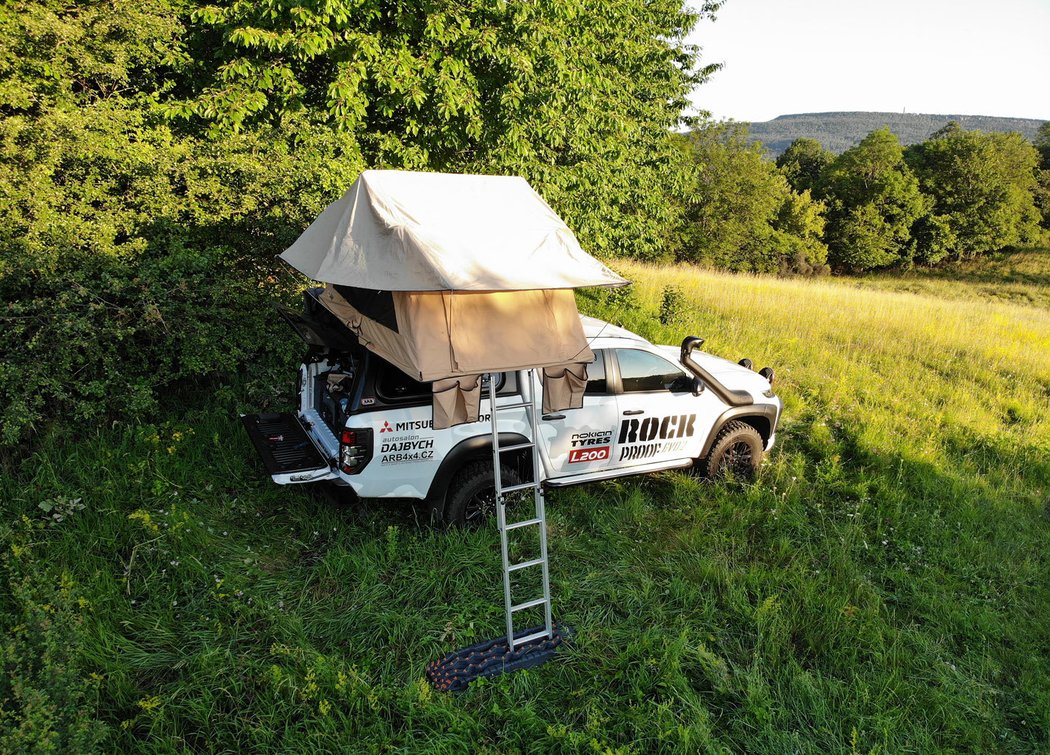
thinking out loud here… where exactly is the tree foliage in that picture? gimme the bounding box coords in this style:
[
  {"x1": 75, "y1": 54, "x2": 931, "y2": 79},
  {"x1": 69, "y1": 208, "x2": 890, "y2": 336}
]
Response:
[
  {"x1": 906, "y1": 124, "x2": 1043, "y2": 257},
  {"x1": 677, "y1": 123, "x2": 828, "y2": 274},
  {"x1": 175, "y1": 0, "x2": 720, "y2": 260},
  {"x1": 0, "y1": 1, "x2": 366, "y2": 443},
  {"x1": 1034, "y1": 122, "x2": 1050, "y2": 168},
  {"x1": 0, "y1": 0, "x2": 719, "y2": 445},
  {"x1": 776, "y1": 137, "x2": 834, "y2": 194},
  {"x1": 0, "y1": 0, "x2": 184, "y2": 112},
  {"x1": 817, "y1": 128, "x2": 928, "y2": 270}
]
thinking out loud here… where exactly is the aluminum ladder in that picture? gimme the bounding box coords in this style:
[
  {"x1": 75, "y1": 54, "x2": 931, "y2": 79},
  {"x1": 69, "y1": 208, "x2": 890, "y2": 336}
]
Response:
[{"x1": 487, "y1": 369, "x2": 553, "y2": 650}]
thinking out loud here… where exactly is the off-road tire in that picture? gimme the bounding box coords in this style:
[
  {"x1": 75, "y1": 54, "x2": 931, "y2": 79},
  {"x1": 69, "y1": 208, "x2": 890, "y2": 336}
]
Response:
[
  {"x1": 443, "y1": 460, "x2": 521, "y2": 528},
  {"x1": 699, "y1": 420, "x2": 764, "y2": 480}
]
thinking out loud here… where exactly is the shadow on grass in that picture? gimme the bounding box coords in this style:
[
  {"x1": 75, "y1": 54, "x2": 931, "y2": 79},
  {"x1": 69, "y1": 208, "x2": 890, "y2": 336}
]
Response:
[{"x1": 1, "y1": 396, "x2": 1049, "y2": 752}]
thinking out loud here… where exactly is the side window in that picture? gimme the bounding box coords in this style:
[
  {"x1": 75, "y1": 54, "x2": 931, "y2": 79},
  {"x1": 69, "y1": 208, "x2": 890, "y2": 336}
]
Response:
[
  {"x1": 375, "y1": 362, "x2": 506, "y2": 404},
  {"x1": 376, "y1": 363, "x2": 430, "y2": 403},
  {"x1": 585, "y1": 350, "x2": 608, "y2": 395},
  {"x1": 616, "y1": 349, "x2": 686, "y2": 393}
]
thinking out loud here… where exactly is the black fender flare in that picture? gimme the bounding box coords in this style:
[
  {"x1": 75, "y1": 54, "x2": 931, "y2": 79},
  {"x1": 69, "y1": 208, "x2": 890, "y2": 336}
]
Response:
[
  {"x1": 424, "y1": 432, "x2": 530, "y2": 505},
  {"x1": 699, "y1": 404, "x2": 780, "y2": 459}
]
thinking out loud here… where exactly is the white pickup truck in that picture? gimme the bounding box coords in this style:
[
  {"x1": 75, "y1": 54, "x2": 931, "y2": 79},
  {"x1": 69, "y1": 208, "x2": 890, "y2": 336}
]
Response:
[{"x1": 243, "y1": 290, "x2": 781, "y2": 525}]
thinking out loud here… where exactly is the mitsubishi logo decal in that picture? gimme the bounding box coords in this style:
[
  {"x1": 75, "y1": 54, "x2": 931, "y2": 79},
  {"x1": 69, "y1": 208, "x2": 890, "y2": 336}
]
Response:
[{"x1": 380, "y1": 421, "x2": 393, "y2": 433}]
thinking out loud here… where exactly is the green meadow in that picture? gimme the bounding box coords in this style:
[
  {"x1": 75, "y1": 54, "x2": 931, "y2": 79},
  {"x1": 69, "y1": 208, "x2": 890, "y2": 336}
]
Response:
[{"x1": 2, "y1": 252, "x2": 1048, "y2": 752}]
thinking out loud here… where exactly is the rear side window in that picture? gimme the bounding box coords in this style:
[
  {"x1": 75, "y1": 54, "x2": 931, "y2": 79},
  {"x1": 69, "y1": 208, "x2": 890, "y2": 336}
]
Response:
[
  {"x1": 616, "y1": 349, "x2": 686, "y2": 393},
  {"x1": 375, "y1": 363, "x2": 505, "y2": 404},
  {"x1": 376, "y1": 364, "x2": 429, "y2": 403},
  {"x1": 585, "y1": 350, "x2": 608, "y2": 394}
]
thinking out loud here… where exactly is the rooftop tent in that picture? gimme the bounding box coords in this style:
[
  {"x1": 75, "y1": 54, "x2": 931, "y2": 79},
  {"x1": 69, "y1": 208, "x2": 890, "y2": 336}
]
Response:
[
  {"x1": 280, "y1": 170, "x2": 627, "y2": 291},
  {"x1": 280, "y1": 170, "x2": 629, "y2": 427}
]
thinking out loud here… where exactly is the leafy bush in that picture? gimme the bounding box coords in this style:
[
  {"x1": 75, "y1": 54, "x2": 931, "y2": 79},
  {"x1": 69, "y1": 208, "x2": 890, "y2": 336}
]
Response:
[
  {"x1": 0, "y1": 102, "x2": 363, "y2": 445},
  {"x1": 658, "y1": 285, "x2": 686, "y2": 326}
]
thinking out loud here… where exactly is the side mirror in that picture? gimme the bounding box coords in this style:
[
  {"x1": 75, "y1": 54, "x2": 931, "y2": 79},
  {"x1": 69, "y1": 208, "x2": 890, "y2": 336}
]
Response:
[{"x1": 669, "y1": 375, "x2": 702, "y2": 394}]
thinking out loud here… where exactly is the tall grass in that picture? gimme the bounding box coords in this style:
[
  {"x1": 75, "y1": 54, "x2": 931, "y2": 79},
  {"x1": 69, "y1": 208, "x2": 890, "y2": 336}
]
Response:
[{"x1": 1, "y1": 254, "x2": 1048, "y2": 752}]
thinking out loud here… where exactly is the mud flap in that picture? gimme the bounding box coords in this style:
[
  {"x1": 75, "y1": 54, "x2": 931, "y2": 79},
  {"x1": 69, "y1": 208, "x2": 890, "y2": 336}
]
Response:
[{"x1": 240, "y1": 413, "x2": 335, "y2": 484}]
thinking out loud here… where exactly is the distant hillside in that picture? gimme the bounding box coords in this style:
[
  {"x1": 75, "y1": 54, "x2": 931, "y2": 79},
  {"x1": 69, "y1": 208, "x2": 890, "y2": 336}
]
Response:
[{"x1": 747, "y1": 112, "x2": 1047, "y2": 155}]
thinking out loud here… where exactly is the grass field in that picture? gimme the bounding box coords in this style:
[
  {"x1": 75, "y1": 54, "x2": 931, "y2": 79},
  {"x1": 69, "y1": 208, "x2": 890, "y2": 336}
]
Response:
[{"x1": 2, "y1": 251, "x2": 1049, "y2": 752}]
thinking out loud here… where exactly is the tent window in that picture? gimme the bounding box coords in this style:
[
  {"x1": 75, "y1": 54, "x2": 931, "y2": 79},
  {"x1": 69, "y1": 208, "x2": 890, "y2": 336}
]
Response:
[{"x1": 333, "y1": 285, "x2": 399, "y2": 333}]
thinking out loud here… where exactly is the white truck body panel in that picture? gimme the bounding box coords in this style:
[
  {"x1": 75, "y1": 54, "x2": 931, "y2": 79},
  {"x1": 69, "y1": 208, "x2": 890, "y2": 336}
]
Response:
[{"x1": 282, "y1": 325, "x2": 782, "y2": 501}]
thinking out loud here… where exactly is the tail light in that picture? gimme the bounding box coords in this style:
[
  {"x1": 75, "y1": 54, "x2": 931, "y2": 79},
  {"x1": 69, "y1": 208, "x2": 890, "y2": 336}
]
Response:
[{"x1": 339, "y1": 428, "x2": 373, "y2": 474}]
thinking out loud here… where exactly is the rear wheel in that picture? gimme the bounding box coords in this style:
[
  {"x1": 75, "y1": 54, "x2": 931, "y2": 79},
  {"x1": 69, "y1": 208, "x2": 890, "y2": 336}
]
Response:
[
  {"x1": 443, "y1": 460, "x2": 521, "y2": 527},
  {"x1": 700, "y1": 420, "x2": 764, "y2": 480}
]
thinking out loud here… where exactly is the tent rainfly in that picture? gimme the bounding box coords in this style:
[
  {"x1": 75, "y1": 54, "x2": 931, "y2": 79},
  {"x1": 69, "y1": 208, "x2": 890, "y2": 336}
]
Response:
[{"x1": 280, "y1": 170, "x2": 629, "y2": 428}]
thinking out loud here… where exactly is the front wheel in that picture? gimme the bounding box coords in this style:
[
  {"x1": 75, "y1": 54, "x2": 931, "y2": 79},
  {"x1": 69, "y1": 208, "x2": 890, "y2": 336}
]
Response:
[
  {"x1": 443, "y1": 460, "x2": 521, "y2": 527},
  {"x1": 698, "y1": 420, "x2": 764, "y2": 480}
]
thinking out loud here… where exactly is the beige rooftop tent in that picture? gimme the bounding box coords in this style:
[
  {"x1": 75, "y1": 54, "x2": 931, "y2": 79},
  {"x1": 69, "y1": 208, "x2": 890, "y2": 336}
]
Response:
[{"x1": 280, "y1": 170, "x2": 628, "y2": 427}]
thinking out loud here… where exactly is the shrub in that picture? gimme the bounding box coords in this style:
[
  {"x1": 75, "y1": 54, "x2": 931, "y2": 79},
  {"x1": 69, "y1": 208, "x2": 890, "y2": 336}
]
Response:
[
  {"x1": 0, "y1": 103, "x2": 363, "y2": 446},
  {"x1": 658, "y1": 285, "x2": 687, "y2": 326}
]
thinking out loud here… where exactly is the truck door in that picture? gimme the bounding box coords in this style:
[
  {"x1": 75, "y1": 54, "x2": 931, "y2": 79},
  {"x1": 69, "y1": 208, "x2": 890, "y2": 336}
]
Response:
[
  {"x1": 537, "y1": 350, "x2": 620, "y2": 476},
  {"x1": 611, "y1": 347, "x2": 704, "y2": 469}
]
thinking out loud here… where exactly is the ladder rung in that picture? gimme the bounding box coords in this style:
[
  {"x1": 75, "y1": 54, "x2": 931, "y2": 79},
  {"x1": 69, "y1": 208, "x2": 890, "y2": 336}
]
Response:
[
  {"x1": 508, "y1": 557, "x2": 545, "y2": 572},
  {"x1": 500, "y1": 481, "x2": 537, "y2": 494},
  {"x1": 512, "y1": 629, "x2": 552, "y2": 647},
  {"x1": 496, "y1": 401, "x2": 532, "y2": 410},
  {"x1": 505, "y1": 517, "x2": 542, "y2": 531},
  {"x1": 498, "y1": 442, "x2": 534, "y2": 453},
  {"x1": 511, "y1": 597, "x2": 548, "y2": 613}
]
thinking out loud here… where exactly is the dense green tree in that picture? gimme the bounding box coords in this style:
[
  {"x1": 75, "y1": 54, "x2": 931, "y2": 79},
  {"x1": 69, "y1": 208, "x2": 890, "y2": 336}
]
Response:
[
  {"x1": 775, "y1": 137, "x2": 834, "y2": 194},
  {"x1": 0, "y1": 0, "x2": 184, "y2": 112},
  {"x1": 173, "y1": 0, "x2": 721, "y2": 261},
  {"x1": 906, "y1": 125, "x2": 1043, "y2": 257},
  {"x1": 1034, "y1": 122, "x2": 1050, "y2": 168},
  {"x1": 817, "y1": 127, "x2": 928, "y2": 270},
  {"x1": 677, "y1": 123, "x2": 828, "y2": 273},
  {"x1": 0, "y1": 0, "x2": 724, "y2": 444},
  {"x1": 1028, "y1": 123, "x2": 1050, "y2": 231},
  {"x1": 0, "y1": 1, "x2": 362, "y2": 443}
]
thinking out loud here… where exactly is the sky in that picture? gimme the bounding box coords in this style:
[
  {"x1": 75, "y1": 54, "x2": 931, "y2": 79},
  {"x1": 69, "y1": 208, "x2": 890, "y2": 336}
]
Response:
[{"x1": 685, "y1": 0, "x2": 1050, "y2": 123}]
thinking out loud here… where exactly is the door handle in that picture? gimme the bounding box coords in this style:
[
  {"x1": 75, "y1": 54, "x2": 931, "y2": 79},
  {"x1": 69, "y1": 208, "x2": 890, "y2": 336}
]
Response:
[
  {"x1": 542, "y1": 413, "x2": 565, "y2": 421},
  {"x1": 622, "y1": 409, "x2": 644, "y2": 416}
]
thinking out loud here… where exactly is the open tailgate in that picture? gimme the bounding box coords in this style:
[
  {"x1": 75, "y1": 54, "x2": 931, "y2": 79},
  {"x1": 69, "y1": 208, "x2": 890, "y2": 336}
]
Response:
[{"x1": 240, "y1": 413, "x2": 335, "y2": 484}]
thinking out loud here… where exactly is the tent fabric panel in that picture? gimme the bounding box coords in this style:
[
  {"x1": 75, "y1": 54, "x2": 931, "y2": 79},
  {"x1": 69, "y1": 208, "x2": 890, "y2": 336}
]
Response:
[
  {"x1": 317, "y1": 286, "x2": 427, "y2": 379},
  {"x1": 435, "y1": 289, "x2": 594, "y2": 377},
  {"x1": 317, "y1": 286, "x2": 596, "y2": 386},
  {"x1": 542, "y1": 363, "x2": 588, "y2": 414},
  {"x1": 280, "y1": 170, "x2": 629, "y2": 291},
  {"x1": 333, "y1": 285, "x2": 399, "y2": 333},
  {"x1": 432, "y1": 376, "x2": 482, "y2": 430}
]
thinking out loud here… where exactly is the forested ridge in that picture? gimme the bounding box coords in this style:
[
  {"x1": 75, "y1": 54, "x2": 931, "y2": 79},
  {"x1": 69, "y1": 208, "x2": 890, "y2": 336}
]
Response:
[
  {"x1": 0, "y1": 0, "x2": 1047, "y2": 443},
  {"x1": 747, "y1": 111, "x2": 1046, "y2": 155}
]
